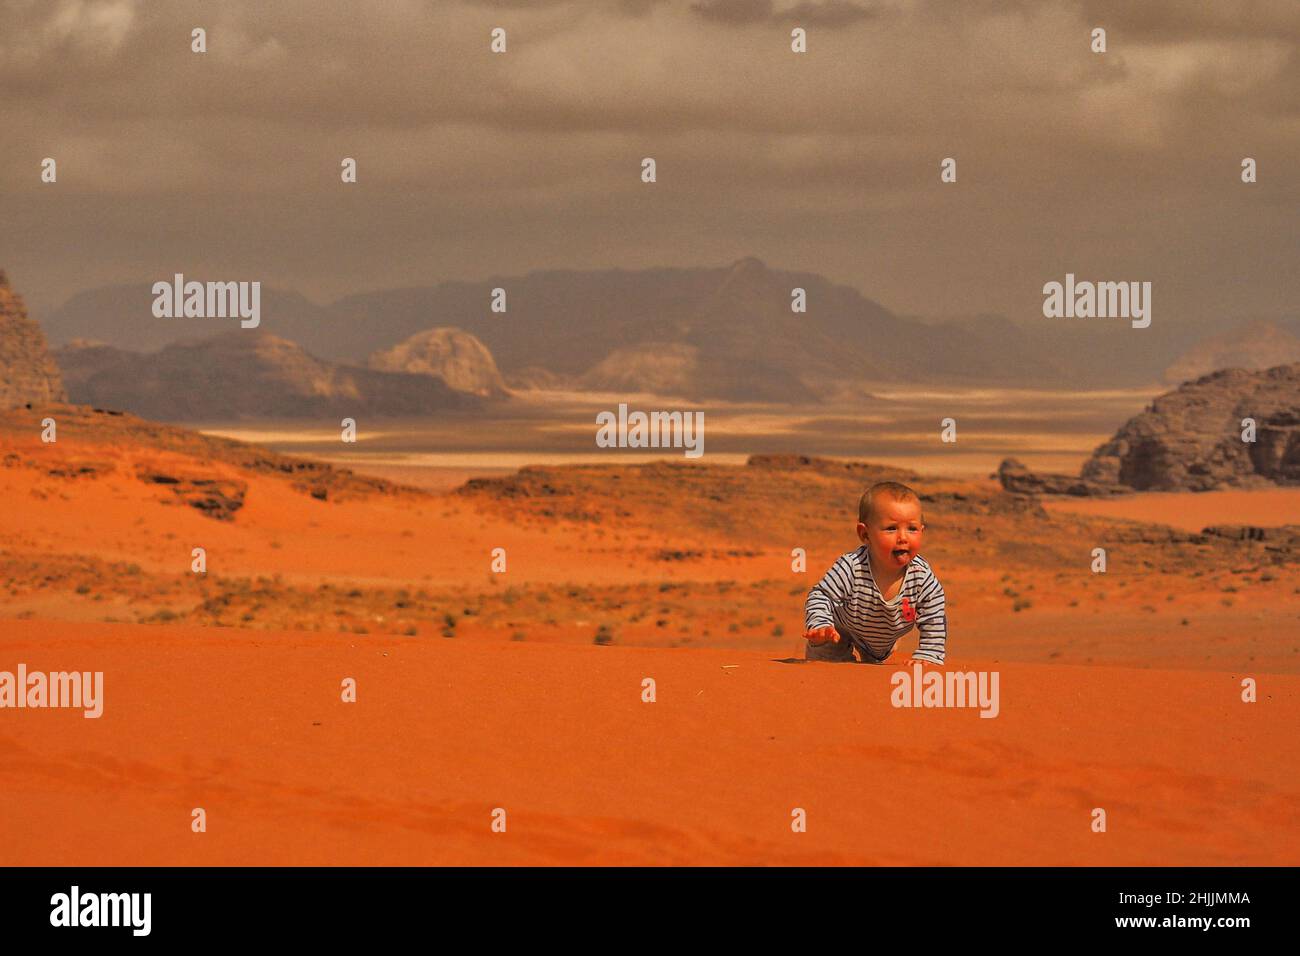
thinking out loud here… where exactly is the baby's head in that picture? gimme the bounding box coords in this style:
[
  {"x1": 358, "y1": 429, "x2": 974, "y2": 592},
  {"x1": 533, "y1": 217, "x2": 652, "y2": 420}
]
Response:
[{"x1": 856, "y1": 481, "x2": 925, "y2": 572}]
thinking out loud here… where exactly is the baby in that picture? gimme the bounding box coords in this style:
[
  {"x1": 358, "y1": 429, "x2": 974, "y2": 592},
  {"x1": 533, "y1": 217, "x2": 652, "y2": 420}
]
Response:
[{"x1": 803, "y1": 480, "x2": 947, "y2": 665}]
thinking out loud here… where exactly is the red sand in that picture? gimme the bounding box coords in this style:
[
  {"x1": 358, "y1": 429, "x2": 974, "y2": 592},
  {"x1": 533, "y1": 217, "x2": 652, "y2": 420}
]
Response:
[
  {"x1": 1043, "y1": 488, "x2": 1300, "y2": 532},
  {"x1": 1, "y1": 619, "x2": 1295, "y2": 866},
  {"x1": 2, "y1": 413, "x2": 1296, "y2": 864}
]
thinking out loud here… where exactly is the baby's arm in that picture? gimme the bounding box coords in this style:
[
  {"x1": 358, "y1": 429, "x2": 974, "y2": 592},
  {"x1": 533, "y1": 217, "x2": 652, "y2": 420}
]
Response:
[
  {"x1": 804, "y1": 555, "x2": 854, "y2": 645},
  {"x1": 912, "y1": 569, "x2": 948, "y2": 664}
]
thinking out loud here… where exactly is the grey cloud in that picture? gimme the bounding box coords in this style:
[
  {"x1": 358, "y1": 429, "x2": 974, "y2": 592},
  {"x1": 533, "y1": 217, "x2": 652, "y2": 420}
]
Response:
[
  {"x1": 689, "y1": 1, "x2": 774, "y2": 25},
  {"x1": 462, "y1": 0, "x2": 667, "y2": 12},
  {"x1": 1078, "y1": 0, "x2": 1300, "y2": 43},
  {"x1": 689, "y1": 0, "x2": 876, "y2": 26},
  {"x1": 1, "y1": 0, "x2": 1295, "y2": 336},
  {"x1": 782, "y1": 2, "x2": 879, "y2": 27}
]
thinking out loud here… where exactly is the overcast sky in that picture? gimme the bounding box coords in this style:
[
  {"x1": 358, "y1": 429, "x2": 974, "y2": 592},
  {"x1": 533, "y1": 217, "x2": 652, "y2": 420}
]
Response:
[{"x1": 2, "y1": 0, "x2": 1296, "y2": 332}]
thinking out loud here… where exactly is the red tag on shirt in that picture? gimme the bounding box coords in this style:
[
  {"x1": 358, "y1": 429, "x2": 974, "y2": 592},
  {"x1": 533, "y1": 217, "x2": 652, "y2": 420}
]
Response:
[{"x1": 900, "y1": 597, "x2": 916, "y2": 622}]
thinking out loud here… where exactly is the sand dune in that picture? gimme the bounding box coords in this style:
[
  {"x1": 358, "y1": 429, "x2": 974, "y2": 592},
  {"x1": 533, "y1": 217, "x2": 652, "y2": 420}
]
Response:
[
  {"x1": 1, "y1": 619, "x2": 1295, "y2": 866},
  {"x1": 1, "y1": 406, "x2": 1297, "y2": 865}
]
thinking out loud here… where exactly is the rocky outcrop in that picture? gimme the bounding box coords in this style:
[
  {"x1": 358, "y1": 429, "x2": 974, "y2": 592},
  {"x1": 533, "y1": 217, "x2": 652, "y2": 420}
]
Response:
[
  {"x1": 0, "y1": 270, "x2": 67, "y2": 409},
  {"x1": 995, "y1": 363, "x2": 1300, "y2": 495},
  {"x1": 995, "y1": 457, "x2": 1125, "y2": 497},
  {"x1": 54, "y1": 330, "x2": 485, "y2": 421},
  {"x1": 367, "y1": 327, "x2": 508, "y2": 398},
  {"x1": 1199, "y1": 524, "x2": 1300, "y2": 548},
  {"x1": 745, "y1": 454, "x2": 918, "y2": 482},
  {"x1": 1081, "y1": 363, "x2": 1300, "y2": 491},
  {"x1": 136, "y1": 466, "x2": 248, "y2": 521}
]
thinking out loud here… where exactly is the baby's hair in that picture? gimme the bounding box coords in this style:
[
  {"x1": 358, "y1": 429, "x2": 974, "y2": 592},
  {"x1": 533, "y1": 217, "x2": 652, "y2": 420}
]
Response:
[{"x1": 858, "y1": 481, "x2": 923, "y2": 525}]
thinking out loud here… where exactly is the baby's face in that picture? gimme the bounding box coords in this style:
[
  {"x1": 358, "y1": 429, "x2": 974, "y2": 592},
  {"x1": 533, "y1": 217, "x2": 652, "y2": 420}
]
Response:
[{"x1": 856, "y1": 499, "x2": 925, "y2": 572}]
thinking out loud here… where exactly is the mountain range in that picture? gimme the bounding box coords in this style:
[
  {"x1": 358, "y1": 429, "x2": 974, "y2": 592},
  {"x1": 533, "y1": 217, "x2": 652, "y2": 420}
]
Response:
[{"x1": 25, "y1": 259, "x2": 1300, "y2": 408}]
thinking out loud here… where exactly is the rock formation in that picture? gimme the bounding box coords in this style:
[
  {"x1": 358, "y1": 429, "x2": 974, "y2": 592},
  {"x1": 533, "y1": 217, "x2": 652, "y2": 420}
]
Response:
[
  {"x1": 0, "y1": 270, "x2": 67, "y2": 409},
  {"x1": 995, "y1": 458, "x2": 1125, "y2": 497},
  {"x1": 55, "y1": 330, "x2": 485, "y2": 421},
  {"x1": 1082, "y1": 363, "x2": 1299, "y2": 491},
  {"x1": 998, "y1": 363, "x2": 1300, "y2": 495},
  {"x1": 367, "y1": 327, "x2": 508, "y2": 398}
]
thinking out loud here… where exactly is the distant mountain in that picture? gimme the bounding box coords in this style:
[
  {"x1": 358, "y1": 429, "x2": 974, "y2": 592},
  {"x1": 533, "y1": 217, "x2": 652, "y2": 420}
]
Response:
[
  {"x1": 43, "y1": 283, "x2": 333, "y2": 354},
  {"x1": 0, "y1": 271, "x2": 66, "y2": 409},
  {"x1": 53, "y1": 331, "x2": 485, "y2": 421},
  {"x1": 368, "y1": 328, "x2": 508, "y2": 398},
  {"x1": 36, "y1": 258, "x2": 1225, "y2": 399},
  {"x1": 1162, "y1": 319, "x2": 1300, "y2": 384},
  {"x1": 325, "y1": 257, "x2": 1065, "y2": 398}
]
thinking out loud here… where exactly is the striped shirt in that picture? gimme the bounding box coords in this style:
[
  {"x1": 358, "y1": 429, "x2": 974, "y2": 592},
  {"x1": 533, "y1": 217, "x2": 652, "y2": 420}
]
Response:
[{"x1": 804, "y1": 549, "x2": 947, "y2": 664}]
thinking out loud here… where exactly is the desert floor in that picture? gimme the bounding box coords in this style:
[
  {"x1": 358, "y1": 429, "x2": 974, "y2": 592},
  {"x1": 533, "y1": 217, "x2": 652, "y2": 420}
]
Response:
[
  {"x1": 1, "y1": 405, "x2": 1297, "y2": 864},
  {"x1": 4, "y1": 619, "x2": 1296, "y2": 865}
]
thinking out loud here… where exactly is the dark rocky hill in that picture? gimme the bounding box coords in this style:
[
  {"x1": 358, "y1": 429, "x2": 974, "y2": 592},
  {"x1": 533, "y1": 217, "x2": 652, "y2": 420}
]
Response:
[{"x1": 1082, "y1": 363, "x2": 1300, "y2": 491}]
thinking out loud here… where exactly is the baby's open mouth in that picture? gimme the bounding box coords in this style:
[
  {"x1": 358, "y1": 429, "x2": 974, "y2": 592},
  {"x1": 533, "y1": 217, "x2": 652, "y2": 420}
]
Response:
[{"x1": 892, "y1": 548, "x2": 910, "y2": 559}]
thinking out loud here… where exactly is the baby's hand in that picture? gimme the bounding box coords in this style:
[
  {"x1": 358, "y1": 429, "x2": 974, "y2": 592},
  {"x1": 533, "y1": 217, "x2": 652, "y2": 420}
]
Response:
[{"x1": 804, "y1": 625, "x2": 840, "y2": 646}]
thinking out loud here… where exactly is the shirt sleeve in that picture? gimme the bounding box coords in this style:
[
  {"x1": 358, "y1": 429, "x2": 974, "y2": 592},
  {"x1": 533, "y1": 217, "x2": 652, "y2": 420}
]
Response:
[
  {"x1": 805, "y1": 553, "x2": 855, "y2": 632},
  {"x1": 912, "y1": 568, "x2": 947, "y2": 664}
]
